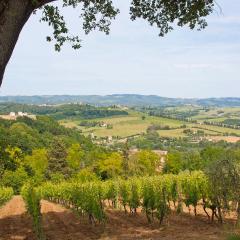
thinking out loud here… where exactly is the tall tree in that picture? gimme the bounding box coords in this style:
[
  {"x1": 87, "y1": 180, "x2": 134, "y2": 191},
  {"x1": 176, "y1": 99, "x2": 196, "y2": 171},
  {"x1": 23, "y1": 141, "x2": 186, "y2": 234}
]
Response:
[
  {"x1": 66, "y1": 143, "x2": 84, "y2": 170},
  {"x1": 205, "y1": 149, "x2": 240, "y2": 223},
  {"x1": 97, "y1": 152, "x2": 123, "y2": 179},
  {"x1": 0, "y1": 0, "x2": 215, "y2": 85},
  {"x1": 128, "y1": 150, "x2": 159, "y2": 176},
  {"x1": 24, "y1": 148, "x2": 48, "y2": 175},
  {"x1": 46, "y1": 137, "x2": 70, "y2": 178},
  {"x1": 122, "y1": 140, "x2": 129, "y2": 177}
]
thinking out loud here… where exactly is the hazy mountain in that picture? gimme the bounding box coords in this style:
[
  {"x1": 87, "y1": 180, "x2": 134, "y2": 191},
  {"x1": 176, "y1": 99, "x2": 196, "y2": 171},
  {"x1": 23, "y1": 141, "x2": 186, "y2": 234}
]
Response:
[{"x1": 0, "y1": 95, "x2": 240, "y2": 107}]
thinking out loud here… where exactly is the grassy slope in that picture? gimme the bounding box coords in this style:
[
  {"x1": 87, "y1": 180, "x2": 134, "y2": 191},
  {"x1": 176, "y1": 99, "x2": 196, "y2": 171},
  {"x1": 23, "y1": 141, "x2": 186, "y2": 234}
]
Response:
[{"x1": 60, "y1": 111, "x2": 184, "y2": 138}]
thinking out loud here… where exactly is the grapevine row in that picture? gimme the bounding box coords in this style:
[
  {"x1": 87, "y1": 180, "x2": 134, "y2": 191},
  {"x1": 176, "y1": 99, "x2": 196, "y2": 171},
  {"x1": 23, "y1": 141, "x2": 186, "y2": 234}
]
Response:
[
  {"x1": 21, "y1": 184, "x2": 45, "y2": 240},
  {"x1": 21, "y1": 170, "x2": 238, "y2": 240},
  {"x1": 36, "y1": 171, "x2": 211, "y2": 225}
]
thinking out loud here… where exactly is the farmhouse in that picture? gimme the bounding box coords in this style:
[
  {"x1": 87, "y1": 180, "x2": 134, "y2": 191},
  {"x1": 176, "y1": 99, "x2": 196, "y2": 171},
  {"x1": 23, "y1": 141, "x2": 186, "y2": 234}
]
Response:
[
  {"x1": 18, "y1": 111, "x2": 28, "y2": 117},
  {"x1": 0, "y1": 112, "x2": 36, "y2": 120},
  {"x1": 107, "y1": 136, "x2": 113, "y2": 142},
  {"x1": 99, "y1": 122, "x2": 108, "y2": 127},
  {"x1": 9, "y1": 112, "x2": 16, "y2": 117}
]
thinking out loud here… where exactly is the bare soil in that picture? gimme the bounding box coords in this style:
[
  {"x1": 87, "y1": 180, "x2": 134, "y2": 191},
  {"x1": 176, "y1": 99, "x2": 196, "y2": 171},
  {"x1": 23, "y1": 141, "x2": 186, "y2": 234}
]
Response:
[
  {"x1": 0, "y1": 196, "x2": 236, "y2": 240},
  {"x1": 0, "y1": 196, "x2": 36, "y2": 240},
  {"x1": 207, "y1": 136, "x2": 240, "y2": 143}
]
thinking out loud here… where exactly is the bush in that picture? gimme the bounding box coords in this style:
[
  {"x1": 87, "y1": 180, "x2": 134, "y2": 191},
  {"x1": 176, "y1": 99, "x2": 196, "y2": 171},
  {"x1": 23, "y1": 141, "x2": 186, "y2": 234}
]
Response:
[
  {"x1": 71, "y1": 169, "x2": 99, "y2": 182},
  {"x1": 0, "y1": 187, "x2": 14, "y2": 206},
  {"x1": 1, "y1": 167, "x2": 29, "y2": 194}
]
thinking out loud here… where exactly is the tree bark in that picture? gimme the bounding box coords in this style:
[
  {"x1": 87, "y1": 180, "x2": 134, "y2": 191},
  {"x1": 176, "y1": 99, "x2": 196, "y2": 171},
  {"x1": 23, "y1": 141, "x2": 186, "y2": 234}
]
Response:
[
  {"x1": 0, "y1": 0, "x2": 57, "y2": 86},
  {"x1": 0, "y1": 0, "x2": 35, "y2": 86},
  {"x1": 237, "y1": 200, "x2": 240, "y2": 225}
]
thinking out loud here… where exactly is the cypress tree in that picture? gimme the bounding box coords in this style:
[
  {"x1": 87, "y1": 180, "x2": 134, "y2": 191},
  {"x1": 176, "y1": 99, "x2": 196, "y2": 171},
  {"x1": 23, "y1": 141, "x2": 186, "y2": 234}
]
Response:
[{"x1": 46, "y1": 138, "x2": 70, "y2": 179}]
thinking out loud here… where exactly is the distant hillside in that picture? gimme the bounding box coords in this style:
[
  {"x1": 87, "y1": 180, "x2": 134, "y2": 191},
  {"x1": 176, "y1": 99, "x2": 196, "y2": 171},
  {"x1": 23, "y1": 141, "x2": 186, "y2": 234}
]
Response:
[
  {"x1": 0, "y1": 95, "x2": 240, "y2": 107},
  {"x1": 0, "y1": 103, "x2": 128, "y2": 120}
]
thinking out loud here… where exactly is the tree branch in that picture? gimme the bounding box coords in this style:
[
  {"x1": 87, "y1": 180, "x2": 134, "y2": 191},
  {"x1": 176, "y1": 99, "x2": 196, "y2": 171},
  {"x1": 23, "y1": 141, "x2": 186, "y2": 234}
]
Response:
[{"x1": 34, "y1": 0, "x2": 58, "y2": 9}]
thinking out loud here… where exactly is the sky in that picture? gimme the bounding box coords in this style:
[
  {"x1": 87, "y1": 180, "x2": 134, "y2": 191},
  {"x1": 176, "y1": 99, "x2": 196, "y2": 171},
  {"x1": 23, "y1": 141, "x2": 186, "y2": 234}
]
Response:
[{"x1": 1, "y1": 0, "x2": 240, "y2": 98}]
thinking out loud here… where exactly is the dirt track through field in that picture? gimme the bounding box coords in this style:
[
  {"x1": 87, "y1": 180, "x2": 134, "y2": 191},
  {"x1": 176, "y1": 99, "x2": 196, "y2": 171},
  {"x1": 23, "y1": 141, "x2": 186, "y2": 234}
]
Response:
[
  {"x1": 0, "y1": 196, "x2": 232, "y2": 240},
  {"x1": 0, "y1": 196, "x2": 36, "y2": 240}
]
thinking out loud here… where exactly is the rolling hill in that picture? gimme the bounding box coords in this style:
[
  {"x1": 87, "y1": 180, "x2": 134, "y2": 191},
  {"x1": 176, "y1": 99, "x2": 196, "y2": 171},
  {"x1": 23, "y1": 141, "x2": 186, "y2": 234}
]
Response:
[{"x1": 0, "y1": 94, "x2": 240, "y2": 107}]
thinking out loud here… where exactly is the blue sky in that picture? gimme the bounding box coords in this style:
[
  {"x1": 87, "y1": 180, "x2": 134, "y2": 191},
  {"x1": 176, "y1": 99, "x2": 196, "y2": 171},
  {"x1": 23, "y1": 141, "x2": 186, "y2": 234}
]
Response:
[{"x1": 1, "y1": 0, "x2": 240, "y2": 98}]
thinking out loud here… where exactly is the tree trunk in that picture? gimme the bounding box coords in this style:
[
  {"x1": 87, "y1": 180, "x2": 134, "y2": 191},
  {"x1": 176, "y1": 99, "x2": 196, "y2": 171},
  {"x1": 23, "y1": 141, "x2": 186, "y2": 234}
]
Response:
[
  {"x1": 0, "y1": 0, "x2": 34, "y2": 86},
  {"x1": 237, "y1": 200, "x2": 240, "y2": 225}
]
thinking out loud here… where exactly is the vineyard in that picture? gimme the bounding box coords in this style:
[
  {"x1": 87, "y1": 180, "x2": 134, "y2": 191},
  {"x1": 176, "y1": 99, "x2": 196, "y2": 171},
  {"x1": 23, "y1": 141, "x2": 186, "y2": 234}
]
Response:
[
  {"x1": 0, "y1": 187, "x2": 14, "y2": 207},
  {"x1": 10, "y1": 171, "x2": 237, "y2": 239},
  {"x1": 21, "y1": 184, "x2": 44, "y2": 240},
  {"x1": 0, "y1": 171, "x2": 239, "y2": 239}
]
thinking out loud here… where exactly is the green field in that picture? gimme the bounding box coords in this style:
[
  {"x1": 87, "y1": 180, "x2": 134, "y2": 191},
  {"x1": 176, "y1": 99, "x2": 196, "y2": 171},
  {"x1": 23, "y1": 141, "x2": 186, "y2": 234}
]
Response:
[
  {"x1": 60, "y1": 113, "x2": 184, "y2": 138},
  {"x1": 191, "y1": 107, "x2": 240, "y2": 121},
  {"x1": 163, "y1": 105, "x2": 240, "y2": 121},
  {"x1": 60, "y1": 108, "x2": 240, "y2": 141}
]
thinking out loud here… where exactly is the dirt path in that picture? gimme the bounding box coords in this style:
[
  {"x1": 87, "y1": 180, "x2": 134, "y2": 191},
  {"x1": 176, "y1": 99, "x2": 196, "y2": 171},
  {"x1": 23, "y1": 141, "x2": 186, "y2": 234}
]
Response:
[
  {"x1": 0, "y1": 196, "x2": 36, "y2": 240},
  {"x1": 41, "y1": 200, "x2": 105, "y2": 240},
  {"x1": 0, "y1": 196, "x2": 232, "y2": 240},
  {"x1": 41, "y1": 200, "x2": 228, "y2": 240}
]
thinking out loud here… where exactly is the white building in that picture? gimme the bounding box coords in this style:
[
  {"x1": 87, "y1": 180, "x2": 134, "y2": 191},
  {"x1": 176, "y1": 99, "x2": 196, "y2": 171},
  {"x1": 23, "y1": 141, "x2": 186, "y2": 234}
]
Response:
[
  {"x1": 90, "y1": 133, "x2": 95, "y2": 139},
  {"x1": 18, "y1": 112, "x2": 28, "y2": 117},
  {"x1": 100, "y1": 122, "x2": 108, "y2": 127}
]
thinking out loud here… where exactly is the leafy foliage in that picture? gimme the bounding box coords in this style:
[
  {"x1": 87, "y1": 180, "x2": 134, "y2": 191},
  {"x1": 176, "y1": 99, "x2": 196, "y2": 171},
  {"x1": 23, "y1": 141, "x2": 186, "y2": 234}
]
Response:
[
  {"x1": 17, "y1": 168, "x2": 240, "y2": 240},
  {"x1": 0, "y1": 115, "x2": 93, "y2": 154},
  {"x1": 34, "y1": 0, "x2": 216, "y2": 51},
  {"x1": 35, "y1": 171, "x2": 210, "y2": 226},
  {"x1": 46, "y1": 138, "x2": 71, "y2": 179},
  {"x1": 66, "y1": 143, "x2": 84, "y2": 170},
  {"x1": 0, "y1": 103, "x2": 128, "y2": 120},
  {"x1": 40, "y1": 0, "x2": 119, "y2": 51},
  {"x1": 38, "y1": 181, "x2": 105, "y2": 224},
  {"x1": 1, "y1": 167, "x2": 29, "y2": 194},
  {"x1": 24, "y1": 149, "x2": 48, "y2": 175},
  {"x1": 96, "y1": 152, "x2": 123, "y2": 179},
  {"x1": 128, "y1": 150, "x2": 159, "y2": 176},
  {"x1": 0, "y1": 187, "x2": 14, "y2": 207},
  {"x1": 130, "y1": 0, "x2": 214, "y2": 36},
  {"x1": 205, "y1": 149, "x2": 240, "y2": 223},
  {"x1": 21, "y1": 183, "x2": 44, "y2": 240}
]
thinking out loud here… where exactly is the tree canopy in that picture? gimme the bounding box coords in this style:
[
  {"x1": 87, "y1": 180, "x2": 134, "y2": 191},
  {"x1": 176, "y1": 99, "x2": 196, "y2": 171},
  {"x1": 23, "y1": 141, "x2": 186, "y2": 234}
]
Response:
[{"x1": 0, "y1": 0, "x2": 216, "y2": 85}]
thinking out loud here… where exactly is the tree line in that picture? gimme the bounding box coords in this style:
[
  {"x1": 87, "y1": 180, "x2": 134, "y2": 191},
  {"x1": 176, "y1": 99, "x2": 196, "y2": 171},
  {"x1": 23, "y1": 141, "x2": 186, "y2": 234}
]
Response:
[{"x1": 0, "y1": 103, "x2": 128, "y2": 120}]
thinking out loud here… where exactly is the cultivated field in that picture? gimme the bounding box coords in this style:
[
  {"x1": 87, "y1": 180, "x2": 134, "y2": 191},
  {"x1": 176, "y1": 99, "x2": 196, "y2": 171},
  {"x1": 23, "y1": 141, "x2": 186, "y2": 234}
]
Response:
[{"x1": 60, "y1": 108, "x2": 240, "y2": 142}]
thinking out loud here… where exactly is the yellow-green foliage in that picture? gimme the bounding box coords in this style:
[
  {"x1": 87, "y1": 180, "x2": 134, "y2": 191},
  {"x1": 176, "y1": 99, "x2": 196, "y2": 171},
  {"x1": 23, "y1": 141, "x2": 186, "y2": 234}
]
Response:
[
  {"x1": 37, "y1": 181, "x2": 105, "y2": 223},
  {"x1": 129, "y1": 150, "x2": 159, "y2": 176},
  {"x1": 179, "y1": 171, "x2": 209, "y2": 211},
  {"x1": 66, "y1": 143, "x2": 84, "y2": 170},
  {"x1": 21, "y1": 184, "x2": 44, "y2": 240},
  {"x1": 97, "y1": 152, "x2": 123, "y2": 179},
  {"x1": 1, "y1": 167, "x2": 29, "y2": 194},
  {"x1": 0, "y1": 187, "x2": 14, "y2": 207},
  {"x1": 37, "y1": 171, "x2": 208, "y2": 225},
  {"x1": 24, "y1": 149, "x2": 48, "y2": 175}
]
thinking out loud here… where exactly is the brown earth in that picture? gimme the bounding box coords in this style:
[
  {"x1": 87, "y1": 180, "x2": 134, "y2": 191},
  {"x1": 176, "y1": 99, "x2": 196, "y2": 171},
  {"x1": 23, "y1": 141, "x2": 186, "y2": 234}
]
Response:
[
  {"x1": 0, "y1": 196, "x2": 36, "y2": 240},
  {"x1": 207, "y1": 136, "x2": 240, "y2": 143},
  {"x1": 0, "y1": 196, "x2": 237, "y2": 240}
]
